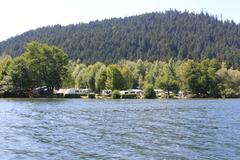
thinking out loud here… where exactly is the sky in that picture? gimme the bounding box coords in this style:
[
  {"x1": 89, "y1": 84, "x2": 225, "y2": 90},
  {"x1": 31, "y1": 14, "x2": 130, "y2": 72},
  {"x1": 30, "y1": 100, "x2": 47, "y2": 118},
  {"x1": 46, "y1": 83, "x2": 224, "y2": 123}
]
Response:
[{"x1": 0, "y1": 0, "x2": 239, "y2": 41}]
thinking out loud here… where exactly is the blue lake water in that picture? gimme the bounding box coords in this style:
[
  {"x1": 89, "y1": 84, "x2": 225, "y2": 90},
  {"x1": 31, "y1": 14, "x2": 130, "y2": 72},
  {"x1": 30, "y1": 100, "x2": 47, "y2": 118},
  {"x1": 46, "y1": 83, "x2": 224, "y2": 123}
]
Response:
[{"x1": 0, "y1": 99, "x2": 240, "y2": 160}]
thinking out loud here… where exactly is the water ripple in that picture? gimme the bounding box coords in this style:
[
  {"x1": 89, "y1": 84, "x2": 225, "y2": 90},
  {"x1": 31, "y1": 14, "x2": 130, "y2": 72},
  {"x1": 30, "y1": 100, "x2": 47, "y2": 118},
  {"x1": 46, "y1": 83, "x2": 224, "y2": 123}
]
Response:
[{"x1": 0, "y1": 99, "x2": 240, "y2": 159}]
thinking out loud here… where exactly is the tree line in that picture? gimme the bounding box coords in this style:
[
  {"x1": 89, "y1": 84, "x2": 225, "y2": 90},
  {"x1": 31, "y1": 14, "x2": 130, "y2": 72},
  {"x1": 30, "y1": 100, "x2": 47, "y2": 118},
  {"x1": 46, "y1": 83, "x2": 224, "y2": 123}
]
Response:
[
  {"x1": 0, "y1": 41, "x2": 240, "y2": 98},
  {"x1": 0, "y1": 10, "x2": 240, "y2": 67}
]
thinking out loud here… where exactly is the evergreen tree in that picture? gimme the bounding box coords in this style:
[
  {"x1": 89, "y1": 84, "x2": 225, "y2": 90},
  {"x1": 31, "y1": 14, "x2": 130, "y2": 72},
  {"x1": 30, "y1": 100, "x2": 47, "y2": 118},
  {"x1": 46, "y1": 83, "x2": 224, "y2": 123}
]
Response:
[{"x1": 1, "y1": 11, "x2": 239, "y2": 67}]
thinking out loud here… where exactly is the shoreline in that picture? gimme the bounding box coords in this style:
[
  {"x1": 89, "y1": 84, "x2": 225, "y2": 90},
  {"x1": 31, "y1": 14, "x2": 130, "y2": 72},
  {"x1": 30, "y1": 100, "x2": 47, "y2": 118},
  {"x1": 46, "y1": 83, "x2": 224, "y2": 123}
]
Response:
[{"x1": 0, "y1": 97, "x2": 238, "y2": 100}]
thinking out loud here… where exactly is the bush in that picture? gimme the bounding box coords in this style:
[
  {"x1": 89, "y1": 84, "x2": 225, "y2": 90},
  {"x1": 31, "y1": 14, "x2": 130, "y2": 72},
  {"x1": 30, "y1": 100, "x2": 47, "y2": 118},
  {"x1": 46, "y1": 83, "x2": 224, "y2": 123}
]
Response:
[
  {"x1": 221, "y1": 88, "x2": 240, "y2": 98},
  {"x1": 2, "y1": 91, "x2": 29, "y2": 98},
  {"x1": 104, "y1": 94, "x2": 112, "y2": 97},
  {"x1": 144, "y1": 85, "x2": 156, "y2": 99},
  {"x1": 160, "y1": 94, "x2": 175, "y2": 99},
  {"x1": 0, "y1": 92, "x2": 4, "y2": 98},
  {"x1": 112, "y1": 90, "x2": 121, "y2": 99},
  {"x1": 121, "y1": 94, "x2": 137, "y2": 99},
  {"x1": 79, "y1": 93, "x2": 88, "y2": 97},
  {"x1": 88, "y1": 93, "x2": 96, "y2": 99},
  {"x1": 64, "y1": 94, "x2": 81, "y2": 98}
]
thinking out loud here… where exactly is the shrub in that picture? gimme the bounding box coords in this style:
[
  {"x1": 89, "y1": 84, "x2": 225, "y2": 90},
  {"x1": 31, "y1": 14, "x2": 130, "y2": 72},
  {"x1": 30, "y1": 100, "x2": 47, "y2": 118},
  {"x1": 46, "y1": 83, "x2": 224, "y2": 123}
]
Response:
[
  {"x1": 104, "y1": 94, "x2": 112, "y2": 97},
  {"x1": 144, "y1": 85, "x2": 156, "y2": 99},
  {"x1": 160, "y1": 94, "x2": 175, "y2": 99},
  {"x1": 112, "y1": 90, "x2": 121, "y2": 99},
  {"x1": 64, "y1": 94, "x2": 81, "y2": 98},
  {"x1": 2, "y1": 91, "x2": 29, "y2": 98},
  {"x1": 121, "y1": 94, "x2": 137, "y2": 99},
  {"x1": 0, "y1": 92, "x2": 4, "y2": 98},
  {"x1": 221, "y1": 88, "x2": 240, "y2": 98},
  {"x1": 88, "y1": 93, "x2": 96, "y2": 99}
]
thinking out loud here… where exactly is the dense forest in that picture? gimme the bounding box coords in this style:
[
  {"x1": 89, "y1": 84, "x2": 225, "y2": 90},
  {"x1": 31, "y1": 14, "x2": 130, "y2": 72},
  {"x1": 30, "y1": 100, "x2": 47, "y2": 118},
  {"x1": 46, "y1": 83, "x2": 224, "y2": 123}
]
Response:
[
  {"x1": 0, "y1": 10, "x2": 240, "y2": 67},
  {"x1": 1, "y1": 42, "x2": 240, "y2": 98}
]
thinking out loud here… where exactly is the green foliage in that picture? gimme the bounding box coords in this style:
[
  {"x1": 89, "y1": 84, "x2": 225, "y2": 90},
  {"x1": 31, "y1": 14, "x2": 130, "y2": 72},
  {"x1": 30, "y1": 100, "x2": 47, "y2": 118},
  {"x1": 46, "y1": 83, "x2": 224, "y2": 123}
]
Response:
[
  {"x1": 1, "y1": 11, "x2": 240, "y2": 67},
  {"x1": 0, "y1": 55, "x2": 12, "y2": 81},
  {"x1": 1, "y1": 91, "x2": 29, "y2": 98},
  {"x1": 183, "y1": 60, "x2": 203, "y2": 95},
  {"x1": 106, "y1": 65, "x2": 125, "y2": 90},
  {"x1": 85, "y1": 66, "x2": 96, "y2": 90},
  {"x1": 2, "y1": 46, "x2": 240, "y2": 99},
  {"x1": 121, "y1": 66, "x2": 134, "y2": 89},
  {"x1": 180, "y1": 59, "x2": 222, "y2": 97},
  {"x1": 57, "y1": 58, "x2": 240, "y2": 98},
  {"x1": 64, "y1": 94, "x2": 81, "y2": 98},
  {"x1": 175, "y1": 61, "x2": 188, "y2": 90},
  {"x1": 0, "y1": 55, "x2": 13, "y2": 92},
  {"x1": 75, "y1": 67, "x2": 87, "y2": 88},
  {"x1": 200, "y1": 59, "x2": 222, "y2": 97},
  {"x1": 62, "y1": 61, "x2": 76, "y2": 88},
  {"x1": 0, "y1": 75, "x2": 13, "y2": 93},
  {"x1": 144, "y1": 84, "x2": 156, "y2": 99},
  {"x1": 121, "y1": 94, "x2": 138, "y2": 99},
  {"x1": 160, "y1": 94, "x2": 175, "y2": 99},
  {"x1": 88, "y1": 93, "x2": 96, "y2": 99},
  {"x1": 112, "y1": 90, "x2": 121, "y2": 99},
  {"x1": 95, "y1": 65, "x2": 107, "y2": 92},
  {"x1": 85, "y1": 62, "x2": 104, "y2": 90},
  {"x1": 9, "y1": 56, "x2": 33, "y2": 92},
  {"x1": 9, "y1": 41, "x2": 68, "y2": 94},
  {"x1": 155, "y1": 59, "x2": 179, "y2": 95},
  {"x1": 221, "y1": 88, "x2": 239, "y2": 98},
  {"x1": 156, "y1": 76, "x2": 179, "y2": 95},
  {"x1": 216, "y1": 67, "x2": 240, "y2": 98}
]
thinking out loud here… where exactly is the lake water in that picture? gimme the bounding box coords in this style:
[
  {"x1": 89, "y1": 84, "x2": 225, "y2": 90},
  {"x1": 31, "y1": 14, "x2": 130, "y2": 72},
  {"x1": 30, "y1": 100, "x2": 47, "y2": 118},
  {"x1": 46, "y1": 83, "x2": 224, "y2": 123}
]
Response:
[{"x1": 0, "y1": 99, "x2": 239, "y2": 160}]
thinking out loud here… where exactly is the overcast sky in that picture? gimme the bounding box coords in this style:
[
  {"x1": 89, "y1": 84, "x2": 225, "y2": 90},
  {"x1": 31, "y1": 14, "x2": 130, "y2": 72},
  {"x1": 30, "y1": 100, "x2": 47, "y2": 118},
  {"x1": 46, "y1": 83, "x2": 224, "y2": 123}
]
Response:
[{"x1": 0, "y1": 0, "x2": 239, "y2": 41}]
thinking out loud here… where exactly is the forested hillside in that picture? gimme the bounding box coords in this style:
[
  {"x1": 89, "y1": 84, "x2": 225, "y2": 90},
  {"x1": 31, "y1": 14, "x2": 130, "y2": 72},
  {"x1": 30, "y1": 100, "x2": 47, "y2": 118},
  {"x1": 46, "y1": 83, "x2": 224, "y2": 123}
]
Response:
[{"x1": 0, "y1": 10, "x2": 240, "y2": 67}]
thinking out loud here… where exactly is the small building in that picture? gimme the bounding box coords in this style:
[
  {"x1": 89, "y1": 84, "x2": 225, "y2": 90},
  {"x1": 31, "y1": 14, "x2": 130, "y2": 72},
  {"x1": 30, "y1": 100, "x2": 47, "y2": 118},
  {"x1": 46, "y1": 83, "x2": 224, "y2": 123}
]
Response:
[
  {"x1": 66, "y1": 88, "x2": 80, "y2": 94},
  {"x1": 120, "y1": 89, "x2": 143, "y2": 95},
  {"x1": 55, "y1": 88, "x2": 92, "y2": 96},
  {"x1": 79, "y1": 89, "x2": 92, "y2": 94},
  {"x1": 55, "y1": 88, "x2": 75, "y2": 96},
  {"x1": 102, "y1": 90, "x2": 112, "y2": 95},
  {"x1": 55, "y1": 89, "x2": 66, "y2": 96},
  {"x1": 154, "y1": 89, "x2": 165, "y2": 96},
  {"x1": 120, "y1": 90, "x2": 129, "y2": 95},
  {"x1": 128, "y1": 89, "x2": 143, "y2": 95}
]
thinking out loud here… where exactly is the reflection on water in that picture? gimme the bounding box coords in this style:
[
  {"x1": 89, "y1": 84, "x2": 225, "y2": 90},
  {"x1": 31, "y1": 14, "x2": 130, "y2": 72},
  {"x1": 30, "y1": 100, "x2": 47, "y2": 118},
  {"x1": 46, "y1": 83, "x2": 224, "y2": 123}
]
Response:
[{"x1": 0, "y1": 99, "x2": 240, "y2": 159}]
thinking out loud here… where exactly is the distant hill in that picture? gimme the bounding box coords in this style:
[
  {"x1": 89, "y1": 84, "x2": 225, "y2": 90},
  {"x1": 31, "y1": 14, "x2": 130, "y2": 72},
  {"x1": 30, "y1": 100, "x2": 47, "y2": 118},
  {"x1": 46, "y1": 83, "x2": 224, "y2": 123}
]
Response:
[{"x1": 0, "y1": 10, "x2": 240, "y2": 67}]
